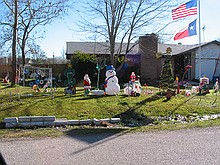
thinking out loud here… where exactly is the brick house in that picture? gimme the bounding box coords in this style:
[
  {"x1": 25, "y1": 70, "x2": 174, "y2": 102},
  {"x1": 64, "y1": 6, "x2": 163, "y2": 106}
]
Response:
[{"x1": 66, "y1": 34, "x2": 220, "y2": 84}]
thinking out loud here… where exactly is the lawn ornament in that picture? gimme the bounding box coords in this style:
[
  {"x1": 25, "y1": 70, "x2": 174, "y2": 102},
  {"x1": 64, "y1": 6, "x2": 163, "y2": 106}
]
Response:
[
  {"x1": 213, "y1": 78, "x2": 219, "y2": 93},
  {"x1": 174, "y1": 76, "x2": 180, "y2": 94},
  {"x1": 199, "y1": 76, "x2": 209, "y2": 94},
  {"x1": 185, "y1": 90, "x2": 192, "y2": 96},
  {"x1": 64, "y1": 64, "x2": 76, "y2": 95},
  {"x1": 124, "y1": 83, "x2": 133, "y2": 96},
  {"x1": 33, "y1": 84, "x2": 40, "y2": 92},
  {"x1": 95, "y1": 60, "x2": 106, "y2": 89},
  {"x1": 165, "y1": 89, "x2": 174, "y2": 100},
  {"x1": 91, "y1": 89, "x2": 105, "y2": 96},
  {"x1": 2, "y1": 75, "x2": 9, "y2": 83},
  {"x1": 20, "y1": 66, "x2": 53, "y2": 89},
  {"x1": 24, "y1": 68, "x2": 29, "y2": 75},
  {"x1": 124, "y1": 72, "x2": 141, "y2": 96},
  {"x1": 30, "y1": 72, "x2": 38, "y2": 79},
  {"x1": 191, "y1": 86, "x2": 199, "y2": 94},
  {"x1": 104, "y1": 65, "x2": 120, "y2": 95},
  {"x1": 181, "y1": 65, "x2": 192, "y2": 82},
  {"x1": 130, "y1": 72, "x2": 136, "y2": 82},
  {"x1": 134, "y1": 75, "x2": 141, "y2": 94},
  {"x1": 84, "y1": 74, "x2": 91, "y2": 96},
  {"x1": 144, "y1": 84, "x2": 154, "y2": 95},
  {"x1": 43, "y1": 81, "x2": 50, "y2": 92},
  {"x1": 64, "y1": 86, "x2": 74, "y2": 95}
]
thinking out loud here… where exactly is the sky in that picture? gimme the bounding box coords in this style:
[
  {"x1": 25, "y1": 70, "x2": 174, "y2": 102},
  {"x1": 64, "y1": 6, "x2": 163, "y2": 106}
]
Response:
[{"x1": 39, "y1": 0, "x2": 220, "y2": 58}]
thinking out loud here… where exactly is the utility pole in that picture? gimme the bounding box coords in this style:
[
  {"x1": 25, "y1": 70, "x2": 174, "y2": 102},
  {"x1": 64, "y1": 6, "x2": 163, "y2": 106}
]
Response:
[
  {"x1": 198, "y1": 0, "x2": 202, "y2": 79},
  {"x1": 53, "y1": 52, "x2": 55, "y2": 65},
  {"x1": 11, "y1": 0, "x2": 18, "y2": 86}
]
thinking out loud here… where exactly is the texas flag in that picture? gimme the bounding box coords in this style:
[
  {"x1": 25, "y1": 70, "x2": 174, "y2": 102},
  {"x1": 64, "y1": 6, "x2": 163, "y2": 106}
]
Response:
[{"x1": 174, "y1": 19, "x2": 197, "y2": 40}]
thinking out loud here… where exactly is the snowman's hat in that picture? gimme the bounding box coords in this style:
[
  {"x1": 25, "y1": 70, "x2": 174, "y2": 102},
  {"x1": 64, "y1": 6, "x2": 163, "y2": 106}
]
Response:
[{"x1": 106, "y1": 65, "x2": 115, "y2": 71}]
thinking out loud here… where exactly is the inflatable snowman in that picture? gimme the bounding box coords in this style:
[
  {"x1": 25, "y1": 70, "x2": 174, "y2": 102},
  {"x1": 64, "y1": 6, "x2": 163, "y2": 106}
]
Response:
[{"x1": 104, "y1": 65, "x2": 120, "y2": 95}]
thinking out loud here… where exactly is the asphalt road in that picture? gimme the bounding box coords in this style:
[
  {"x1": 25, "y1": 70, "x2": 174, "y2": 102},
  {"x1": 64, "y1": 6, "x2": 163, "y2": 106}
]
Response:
[{"x1": 0, "y1": 127, "x2": 220, "y2": 165}]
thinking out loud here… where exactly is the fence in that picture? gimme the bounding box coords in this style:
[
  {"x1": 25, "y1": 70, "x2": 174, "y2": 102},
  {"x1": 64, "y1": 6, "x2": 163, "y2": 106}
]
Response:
[{"x1": 0, "y1": 64, "x2": 12, "y2": 80}]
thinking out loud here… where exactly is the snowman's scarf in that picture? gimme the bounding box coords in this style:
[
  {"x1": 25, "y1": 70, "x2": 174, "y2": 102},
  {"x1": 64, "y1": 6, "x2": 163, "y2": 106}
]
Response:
[{"x1": 104, "y1": 75, "x2": 115, "y2": 85}]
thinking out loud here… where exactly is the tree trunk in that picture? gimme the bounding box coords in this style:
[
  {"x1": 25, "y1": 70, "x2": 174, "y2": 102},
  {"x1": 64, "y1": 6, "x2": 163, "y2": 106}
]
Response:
[
  {"x1": 110, "y1": 38, "x2": 115, "y2": 65},
  {"x1": 11, "y1": 0, "x2": 18, "y2": 86},
  {"x1": 22, "y1": 45, "x2": 26, "y2": 66}
]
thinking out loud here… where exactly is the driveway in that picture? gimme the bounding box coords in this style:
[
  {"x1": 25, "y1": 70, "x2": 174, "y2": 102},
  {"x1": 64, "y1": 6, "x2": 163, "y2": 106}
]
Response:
[{"x1": 0, "y1": 127, "x2": 220, "y2": 165}]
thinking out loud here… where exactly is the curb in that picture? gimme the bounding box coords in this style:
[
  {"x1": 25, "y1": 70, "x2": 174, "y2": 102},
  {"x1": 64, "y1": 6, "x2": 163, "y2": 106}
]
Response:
[{"x1": 3, "y1": 116, "x2": 121, "y2": 128}]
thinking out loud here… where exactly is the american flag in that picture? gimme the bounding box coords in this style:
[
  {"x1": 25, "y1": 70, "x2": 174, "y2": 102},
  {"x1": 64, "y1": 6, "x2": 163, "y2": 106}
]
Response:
[{"x1": 172, "y1": 0, "x2": 197, "y2": 20}]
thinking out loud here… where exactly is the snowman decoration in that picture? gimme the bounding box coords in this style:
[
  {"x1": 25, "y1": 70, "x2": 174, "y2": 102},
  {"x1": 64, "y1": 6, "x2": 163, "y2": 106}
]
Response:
[{"x1": 104, "y1": 65, "x2": 120, "y2": 95}]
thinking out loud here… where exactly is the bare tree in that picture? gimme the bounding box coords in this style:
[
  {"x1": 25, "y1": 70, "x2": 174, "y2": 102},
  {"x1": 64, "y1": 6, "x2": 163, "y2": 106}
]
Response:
[
  {"x1": 0, "y1": 0, "x2": 71, "y2": 86},
  {"x1": 17, "y1": 0, "x2": 70, "y2": 66},
  {"x1": 11, "y1": 0, "x2": 18, "y2": 86},
  {"x1": 0, "y1": 0, "x2": 71, "y2": 65},
  {"x1": 27, "y1": 42, "x2": 47, "y2": 64},
  {"x1": 77, "y1": 0, "x2": 173, "y2": 66}
]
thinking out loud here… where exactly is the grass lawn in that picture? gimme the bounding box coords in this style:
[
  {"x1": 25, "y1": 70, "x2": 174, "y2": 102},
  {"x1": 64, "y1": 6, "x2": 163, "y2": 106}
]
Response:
[{"x1": 0, "y1": 82, "x2": 220, "y2": 138}]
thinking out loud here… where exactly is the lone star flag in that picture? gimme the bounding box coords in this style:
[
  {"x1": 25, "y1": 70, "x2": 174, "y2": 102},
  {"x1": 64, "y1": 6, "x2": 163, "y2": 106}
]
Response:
[
  {"x1": 174, "y1": 19, "x2": 197, "y2": 40},
  {"x1": 172, "y1": 0, "x2": 197, "y2": 20}
]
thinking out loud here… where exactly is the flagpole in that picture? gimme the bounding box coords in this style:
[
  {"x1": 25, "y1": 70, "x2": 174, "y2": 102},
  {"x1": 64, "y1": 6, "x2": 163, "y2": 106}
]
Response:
[{"x1": 198, "y1": 0, "x2": 202, "y2": 78}]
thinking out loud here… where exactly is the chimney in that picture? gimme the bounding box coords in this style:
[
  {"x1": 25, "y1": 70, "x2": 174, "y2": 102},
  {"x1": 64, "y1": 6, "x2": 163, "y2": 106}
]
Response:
[{"x1": 138, "y1": 33, "x2": 160, "y2": 82}]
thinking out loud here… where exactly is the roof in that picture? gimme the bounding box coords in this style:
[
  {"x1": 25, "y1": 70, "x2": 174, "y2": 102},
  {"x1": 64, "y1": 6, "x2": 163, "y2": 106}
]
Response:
[
  {"x1": 66, "y1": 42, "x2": 139, "y2": 55},
  {"x1": 66, "y1": 40, "x2": 220, "y2": 56},
  {"x1": 158, "y1": 43, "x2": 195, "y2": 55},
  {"x1": 159, "y1": 40, "x2": 220, "y2": 56}
]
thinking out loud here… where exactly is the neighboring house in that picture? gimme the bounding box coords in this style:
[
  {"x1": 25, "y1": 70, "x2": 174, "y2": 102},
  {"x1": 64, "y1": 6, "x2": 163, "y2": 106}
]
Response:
[{"x1": 66, "y1": 34, "x2": 220, "y2": 84}]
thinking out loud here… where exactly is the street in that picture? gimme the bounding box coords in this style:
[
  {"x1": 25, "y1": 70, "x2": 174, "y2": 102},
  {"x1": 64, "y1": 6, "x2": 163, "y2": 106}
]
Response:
[{"x1": 0, "y1": 127, "x2": 220, "y2": 165}]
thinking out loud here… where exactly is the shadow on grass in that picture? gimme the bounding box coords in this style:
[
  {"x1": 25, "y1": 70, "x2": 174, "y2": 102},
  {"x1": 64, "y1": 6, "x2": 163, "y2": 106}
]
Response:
[
  {"x1": 168, "y1": 93, "x2": 218, "y2": 116},
  {"x1": 0, "y1": 102, "x2": 23, "y2": 112},
  {"x1": 0, "y1": 94, "x2": 59, "y2": 117},
  {"x1": 169, "y1": 94, "x2": 199, "y2": 115},
  {"x1": 0, "y1": 84, "x2": 12, "y2": 90},
  {"x1": 114, "y1": 94, "x2": 162, "y2": 126},
  {"x1": 75, "y1": 94, "x2": 116, "y2": 101}
]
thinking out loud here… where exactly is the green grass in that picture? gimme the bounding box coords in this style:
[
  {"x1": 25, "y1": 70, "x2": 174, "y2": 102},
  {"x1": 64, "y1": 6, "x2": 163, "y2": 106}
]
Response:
[{"x1": 0, "y1": 82, "x2": 220, "y2": 138}]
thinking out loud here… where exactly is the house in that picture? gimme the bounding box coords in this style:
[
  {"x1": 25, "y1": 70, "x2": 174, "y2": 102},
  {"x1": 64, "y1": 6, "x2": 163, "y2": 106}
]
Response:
[
  {"x1": 163, "y1": 40, "x2": 220, "y2": 82},
  {"x1": 66, "y1": 34, "x2": 220, "y2": 84}
]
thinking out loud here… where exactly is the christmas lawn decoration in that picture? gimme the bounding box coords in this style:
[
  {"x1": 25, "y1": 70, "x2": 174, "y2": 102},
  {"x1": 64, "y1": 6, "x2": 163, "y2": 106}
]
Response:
[
  {"x1": 104, "y1": 65, "x2": 120, "y2": 95},
  {"x1": 199, "y1": 76, "x2": 210, "y2": 95},
  {"x1": 83, "y1": 74, "x2": 91, "y2": 96},
  {"x1": 64, "y1": 64, "x2": 76, "y2": 95},
  {"x1": 159, "y1": 50, "x2": 175, "y2": 100},
  {"x1": 124, "y1": 72, "x2": 141, "y2": 96},
  {"x1": 160, "y1": 57, "x2": 174, "y2": 90},
  {"x1": 20, "y1": 65, "x2": 53, "y2": 94},
  {"x1": 213, "y1": 78, "x2": 219, "y2": 93},
  {"x1": 91, "y1": 65, "x2": 120, "y2": 96}
]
